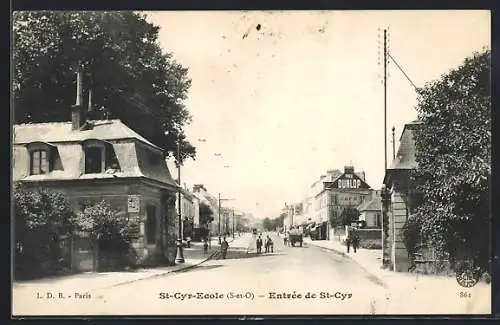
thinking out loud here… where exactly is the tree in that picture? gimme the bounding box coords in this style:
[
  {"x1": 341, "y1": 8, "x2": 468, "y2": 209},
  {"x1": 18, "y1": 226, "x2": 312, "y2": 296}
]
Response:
[
  {"x1": 262, "y1": 217, "x2": 272, "y2": 231},
  {"x1": 340, "y1": 207, "x2": 360, "y2": 226},
  {"x1": 328, "y1": 208, "x2": 340, "y2": 228},
  {"x1": 14, "y1": 184, "x2": 74, "y2": 279},
  {"x1": 199, "y1": 202, "x2": 214, "y2": 227},
  {"x1": 13, "y1": 11, "x2": 195, "y2": 161},
  {"x1": 413, "y1": 49, "x2": 490, "y2": 272},
  {"x1": 71, "y1": 200, "x2": 135, "y2": 270}
]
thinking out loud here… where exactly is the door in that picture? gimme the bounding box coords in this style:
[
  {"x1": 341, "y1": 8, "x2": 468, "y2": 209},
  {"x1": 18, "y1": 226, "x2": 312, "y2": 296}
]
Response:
[{"x1": 72, "y1": 233, "x2": 96, "y2": 271}]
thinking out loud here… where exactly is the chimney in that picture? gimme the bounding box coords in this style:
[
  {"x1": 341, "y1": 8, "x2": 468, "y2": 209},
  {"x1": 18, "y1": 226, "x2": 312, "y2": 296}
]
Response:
[
  {"x1": 344, "y1": 165, "x2": 354, "y2": 174},
  {"x1": 88, "y1": 88, "x2": 93, "y2": 112},
  {"x1": 71, "y1": 63, "x2": 86, "y2": 131}
]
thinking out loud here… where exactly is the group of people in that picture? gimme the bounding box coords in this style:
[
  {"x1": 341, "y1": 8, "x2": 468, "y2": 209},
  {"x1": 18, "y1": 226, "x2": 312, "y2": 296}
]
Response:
[
  {"x1": 202, "y1": 236, "x2": 229, "y2": 259},
  {"x1": 346, "y1": 225, "x2": 360, "y2": 253},
  {"x1": 256, "y1": 234, "x2": 274, "y2": 254}
]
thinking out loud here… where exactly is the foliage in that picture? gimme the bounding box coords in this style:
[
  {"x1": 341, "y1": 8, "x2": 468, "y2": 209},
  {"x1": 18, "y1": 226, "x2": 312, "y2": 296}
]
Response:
[
  {"x1": 402, "y1": 213, "x2": 422, "y2": 268},
  {"x1": 14, "y1": 184, "x2": 74, "y2": 279},
  {"x1": 71, "y1": 200, "x2": 134, "y2": 270},
  {"x1": 71, "y1": 200, "x2": 131, "y2": 240},
  {"x1": 199, "y1": 202, "x2": 214, "y2": 227},
  {"x1": 262, "y1": 213, "x2": 286, "y2": 231},
  {"x1": 340, "y1": 207, "x2": 360, "y2": 226},
  {"x1": 328, "y1": 208, "x2": 340, "y2": 228},
  {"x1": 13, "y1": 11, "x2": 195, "y2": 162},
  {"x1": 413, "y1": 49, "x2": 491, "y2": 272}
]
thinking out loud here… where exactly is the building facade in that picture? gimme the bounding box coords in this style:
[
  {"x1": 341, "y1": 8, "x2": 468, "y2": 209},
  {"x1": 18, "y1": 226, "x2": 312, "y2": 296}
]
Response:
[
  {"x1": 176, "y1": 187, "x2": 199, "y2": 240},
  {"x1": 13, "y1": 103, "x2": 180, "y2": 271},
  {"x1": 357, "y1": 190, "x2": 382, "y2": 229},
  {"x1": 192, "y1": 184, "x2": 219, "y2": 236},
  {"x1": 304, "y1": 166, "x2": 372, "y2": 240},
  {"x1": 383, "y1": 120, "x2": 423, "y2": 272}
]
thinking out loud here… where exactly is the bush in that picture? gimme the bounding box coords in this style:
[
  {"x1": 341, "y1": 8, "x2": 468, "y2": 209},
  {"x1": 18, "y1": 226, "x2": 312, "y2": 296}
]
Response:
[
  {"x1": 14, "y1": 184, "x2": 74, "y2": 279},
  {"x1": 359, "y1": 239, "x2": 382, "y2": 250},
  {"x1": 71, "y1": 200, "x2": 135, "y2": 271}
]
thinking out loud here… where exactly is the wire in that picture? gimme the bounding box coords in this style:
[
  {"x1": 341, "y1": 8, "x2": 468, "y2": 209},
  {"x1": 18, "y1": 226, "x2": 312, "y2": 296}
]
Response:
[{"x1": 387, "y1": 52, "x2": 419, "y2": 91}]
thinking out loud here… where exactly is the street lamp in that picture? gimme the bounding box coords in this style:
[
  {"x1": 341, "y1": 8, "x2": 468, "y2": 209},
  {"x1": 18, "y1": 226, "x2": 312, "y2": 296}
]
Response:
[
  {"x1": 166, "y1": 131, "x2": 184, "y2": 264},
  {"x1": 175, "y1": 139, "x2": 185, "y2": 263}
]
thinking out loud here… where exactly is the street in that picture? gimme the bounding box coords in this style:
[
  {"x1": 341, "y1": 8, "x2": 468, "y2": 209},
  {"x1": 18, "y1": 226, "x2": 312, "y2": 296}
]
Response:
[
  {"x1": 12, "y1": 232, "x2": 490, "y2": 315},
  {"x1": 14, "y1": 233, "x2": 392, "y2": 315}
]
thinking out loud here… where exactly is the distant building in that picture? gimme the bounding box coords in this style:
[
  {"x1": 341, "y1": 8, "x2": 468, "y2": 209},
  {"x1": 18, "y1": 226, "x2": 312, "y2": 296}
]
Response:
[
  {"x1": 356, "y1": 190, "x2": 382, "y2": 229},
  {"x1": 192, "y1": 184, "x2": 219, "y2": 235},
  {"x1": 175, "y1": 186, "x2": 199, "y2": 240},
  {"x1": 305, "y1": 166, "x2": 372, "y2": 240}
]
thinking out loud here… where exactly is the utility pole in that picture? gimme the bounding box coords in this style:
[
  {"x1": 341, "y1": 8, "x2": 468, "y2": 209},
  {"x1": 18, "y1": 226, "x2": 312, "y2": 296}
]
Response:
[
  {"x1": 392, "y1": 126, "x2": 396, "y2": 160},
  {"x1": 218, "y1": 193, "x2": 221, "y2": 242},
  {"x1": 384, "y1": 28, "x2": 388, "y2": 172}
]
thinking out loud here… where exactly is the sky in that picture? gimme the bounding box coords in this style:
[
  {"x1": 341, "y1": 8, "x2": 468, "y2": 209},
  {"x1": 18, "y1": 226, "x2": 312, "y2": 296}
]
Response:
[{"x1": 145, "y1": 10, "x2": 490, "y2": 219}]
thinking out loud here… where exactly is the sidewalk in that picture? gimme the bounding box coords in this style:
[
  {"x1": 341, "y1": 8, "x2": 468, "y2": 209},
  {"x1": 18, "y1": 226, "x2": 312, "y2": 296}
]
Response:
[
  {"x1": 303, "y1": 237, "x2": 491, "y2": 293},
  {"x1": 304, "y1": 237, "x2": 385, "y2": 279},
  {"x1": 13, "y1": 236, "x2": 236, "y2": 293}
]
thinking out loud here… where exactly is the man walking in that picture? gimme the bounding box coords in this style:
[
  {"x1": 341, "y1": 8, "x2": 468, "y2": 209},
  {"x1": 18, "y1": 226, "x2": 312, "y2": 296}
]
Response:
[
  {"x1": 256, "y1": 235, "x2": 263, "y2": 254},
  {"x1": 346, "y1": 226, "x2": 360, "y2": 253},
  {"x1": 221, "y1": 237, "x2": 229, "y2": 259},
  {"x1": 203, "y1": 238, "x2": 209, "y2": 255},
  {"x1": 266, "y1": 235, "x2": 274, "y2": 253}
]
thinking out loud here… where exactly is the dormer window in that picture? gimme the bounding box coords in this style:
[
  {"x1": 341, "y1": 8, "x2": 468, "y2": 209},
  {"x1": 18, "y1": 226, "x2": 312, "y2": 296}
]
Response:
[
  {"x1": 83, "y1": 139, "x2": 120, "y2": 174},
  {"x1": 85, "y1": 146, "x2": 104, "y2": 173},
  {"x1": 30, "y1": 149, "x2": 49, "y2": 175},
  {"x1": 26, "y1": 141, "x2": 57, "y2": 176}
]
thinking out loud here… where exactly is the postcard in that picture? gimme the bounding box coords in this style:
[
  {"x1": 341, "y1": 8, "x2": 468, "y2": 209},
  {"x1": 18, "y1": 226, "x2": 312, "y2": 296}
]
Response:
[{"x1": 11, "y1": 10, "x2": 491, "y2": 316}]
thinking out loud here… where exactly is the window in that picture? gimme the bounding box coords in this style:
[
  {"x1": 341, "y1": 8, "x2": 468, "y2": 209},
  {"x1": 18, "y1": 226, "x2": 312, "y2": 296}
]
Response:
[
  {"x1": 30, "y1": 150, "x2": 49, "y2": 175},
  {"x1": 146, "y1": 205, "x2": 157, "y2": 244},
  {"x1": 85, "y1": 146, "x2": 103, "y2": 173}
]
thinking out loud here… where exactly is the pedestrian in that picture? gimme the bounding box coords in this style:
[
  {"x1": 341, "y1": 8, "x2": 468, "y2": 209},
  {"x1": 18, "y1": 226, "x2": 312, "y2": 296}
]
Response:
[
  {"x1": 346, "y1": 226, "x2": 360, "y2": 253},
  {"x1": 203, "y1": 238, "x2": 209, "y2": 254},
  {"x1": 266, "y1": 235, "x2": 274, "y2": 253},
  {"x1": 221, "y1": 237, "x2": 229, "y2": 259},
  {"x1": 256, "y1": 235, "x2": 263, "y2": 254}
]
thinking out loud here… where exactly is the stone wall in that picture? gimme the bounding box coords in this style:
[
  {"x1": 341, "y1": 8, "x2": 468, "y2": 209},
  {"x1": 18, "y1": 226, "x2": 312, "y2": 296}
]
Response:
[{"x1": 357, "y1": 229, "x2": 382, "y2": 249}]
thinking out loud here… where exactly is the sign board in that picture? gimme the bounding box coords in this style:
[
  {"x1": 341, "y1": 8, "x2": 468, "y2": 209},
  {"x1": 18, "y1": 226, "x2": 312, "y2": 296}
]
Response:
[
  {"x1": 333, "y1": 173, "x2": 369, "y2": 189},
  {"x1": 127, "y1": 195, "x2": 141, "y2": 213}
]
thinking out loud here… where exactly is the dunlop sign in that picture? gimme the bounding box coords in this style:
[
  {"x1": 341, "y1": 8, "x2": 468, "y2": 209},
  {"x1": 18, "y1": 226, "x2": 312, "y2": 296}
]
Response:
[{"x1": 338, "y1": 178, "x2": 362, "y2": 189}]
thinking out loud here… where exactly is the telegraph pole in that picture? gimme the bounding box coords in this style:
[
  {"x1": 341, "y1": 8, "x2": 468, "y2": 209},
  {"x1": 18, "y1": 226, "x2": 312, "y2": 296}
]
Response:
[
  {"x1": 384, "y1": 28, "x2": 388, "y2": 172},
  {"x1": 392, "y1": 126, "x2": 396, "y2": 160},
  {"x1": 218, "y1": 193, "x2": 221, "y2": 239}
]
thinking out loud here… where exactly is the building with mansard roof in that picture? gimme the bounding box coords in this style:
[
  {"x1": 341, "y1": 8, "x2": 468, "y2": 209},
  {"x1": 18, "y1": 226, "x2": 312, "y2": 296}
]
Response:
[{"x1": 13, "y1": 73, "x2": 180, "y2": 271}]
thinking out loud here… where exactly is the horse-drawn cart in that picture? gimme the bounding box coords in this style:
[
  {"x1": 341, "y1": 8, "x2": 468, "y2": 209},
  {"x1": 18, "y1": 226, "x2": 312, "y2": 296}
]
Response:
[{"x1": 288, "y1": 229, "x2": 303, "y2": 247}]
